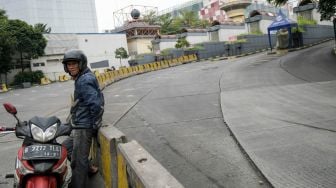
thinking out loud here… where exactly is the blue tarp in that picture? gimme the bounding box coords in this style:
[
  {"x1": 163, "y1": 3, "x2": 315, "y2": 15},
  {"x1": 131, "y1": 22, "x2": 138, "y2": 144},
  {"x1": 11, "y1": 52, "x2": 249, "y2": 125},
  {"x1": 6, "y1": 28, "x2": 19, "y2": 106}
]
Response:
[{"x1": 267, "y1": 10, "x2": 298, "y2": 50}]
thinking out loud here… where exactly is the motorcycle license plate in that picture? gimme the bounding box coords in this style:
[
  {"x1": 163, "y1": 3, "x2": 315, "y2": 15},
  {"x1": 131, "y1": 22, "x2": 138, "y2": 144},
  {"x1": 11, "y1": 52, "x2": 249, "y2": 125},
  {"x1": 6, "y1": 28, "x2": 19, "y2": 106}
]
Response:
[{"x1": 22, "y1": 145, "x2": 61, "y2": 160}]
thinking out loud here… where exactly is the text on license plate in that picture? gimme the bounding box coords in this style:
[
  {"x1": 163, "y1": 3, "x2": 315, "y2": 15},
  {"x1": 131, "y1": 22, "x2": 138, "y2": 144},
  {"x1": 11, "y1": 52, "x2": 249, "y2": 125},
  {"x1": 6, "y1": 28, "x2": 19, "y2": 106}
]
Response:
[{"x1": 23, "y1": 145, "x2": 61, "y2": 160}]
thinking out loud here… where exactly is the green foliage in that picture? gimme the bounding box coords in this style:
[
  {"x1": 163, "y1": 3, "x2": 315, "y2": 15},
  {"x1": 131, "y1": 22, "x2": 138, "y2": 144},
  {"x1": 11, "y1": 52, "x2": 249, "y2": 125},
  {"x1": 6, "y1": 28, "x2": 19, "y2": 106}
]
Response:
[
  {"x1": 9, "y1": 19, "x2": 47, "y2": 59},
  {"x1": 174, "y1": 10, "x2": 210, "y2": 29},
  {"x1": 318, "y1": 0, "x2": 336, "y2": 21},
  {"x1": 291, "y1": 26, "x2": 305, "y2": 33},
  {"x1": 158, "y1": 14, "x2": 180, "y2": 35},
  {"x1": 115, "y1": 47, "x2": 129, "y2": 59},
  {"x1": 142, "y1": 10, "x2": 158, "y2": 25},
  {"x1": 160, "y1": 48, "x2": 175, "y2": 56},
  {"x1": 198, "y1": 19, "x2": 211, "y2": 28},
  {"x1": 297, "y1": 16, "x2": 317, "y2": 25},
  {"x1": 156, "y1": 11, "x2": 210, "y2": 35},
  {"x1": 187, "y1": 44, "x2": 204, "y2": 51},
  {"x1": 34, "y1": 23, "x2": 51, "y2": 33},
  {"x1": 0, "y1": 10, "x2": 15, "y2": 75},
  {"x1": 266, "y1": 0, "x2": 335, "y2": 21},
  {"x1": 175, "y1": 37, "x2": 190, "y2": 48},
  {"x1": 228, "y1": 39, "x2": 247, "y2": 44},
  {"x1": 250, "y1": 30, "x2": 263, "y2": 35},
  {"x1": 115, "y1": 47, "x2": 129, "y2": 66},
  {"x1": 0, "y1": 14, "x2": 47, "y2": 73},
  {"x1": 291, "y1": 16, "x2": 317, "y2": 33},
  {"x1": 13, "y1": 70, "x2": 44, "y2": 85}
]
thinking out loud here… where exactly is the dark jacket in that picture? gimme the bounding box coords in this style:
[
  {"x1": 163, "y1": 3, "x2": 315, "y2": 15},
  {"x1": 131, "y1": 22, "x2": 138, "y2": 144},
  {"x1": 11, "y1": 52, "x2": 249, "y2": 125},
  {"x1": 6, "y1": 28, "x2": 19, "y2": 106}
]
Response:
[{"x1": 72, "y1": 68, "x2": 104, "y2": 128}]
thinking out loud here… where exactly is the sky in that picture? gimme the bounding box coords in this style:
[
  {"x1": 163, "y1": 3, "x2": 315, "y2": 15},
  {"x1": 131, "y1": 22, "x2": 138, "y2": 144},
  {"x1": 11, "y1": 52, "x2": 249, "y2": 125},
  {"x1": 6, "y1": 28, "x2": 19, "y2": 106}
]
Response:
[{"x1": 95, "y1": 0, "x2": 191, "y2": 31}]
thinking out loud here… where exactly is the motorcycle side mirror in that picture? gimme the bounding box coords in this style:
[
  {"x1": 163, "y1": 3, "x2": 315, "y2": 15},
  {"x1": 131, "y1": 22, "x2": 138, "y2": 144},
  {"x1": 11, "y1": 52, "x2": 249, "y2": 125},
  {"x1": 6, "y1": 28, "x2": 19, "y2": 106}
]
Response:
[{"x1": 3, "y1": 103, "x2": 17, "y2": 115}]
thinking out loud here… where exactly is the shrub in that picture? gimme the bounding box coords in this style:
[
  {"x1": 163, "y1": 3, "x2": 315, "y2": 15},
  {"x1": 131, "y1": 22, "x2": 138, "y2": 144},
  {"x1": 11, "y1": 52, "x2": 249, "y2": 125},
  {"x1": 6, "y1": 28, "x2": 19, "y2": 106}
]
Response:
[
  {"x1": 294, "y1": 16, "x2": 317, "y2": 32},
  {"x1": 297, "y1": 16, "x2": 317, "y2": 26},
  {"x1": 13, "y1": 70, "x2": 45, "y2": 85}
]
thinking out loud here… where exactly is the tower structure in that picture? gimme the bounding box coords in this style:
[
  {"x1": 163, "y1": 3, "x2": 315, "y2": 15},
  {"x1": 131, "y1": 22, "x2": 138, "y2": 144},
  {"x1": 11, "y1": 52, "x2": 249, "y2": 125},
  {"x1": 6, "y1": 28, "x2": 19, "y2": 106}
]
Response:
[
  {"x1": 220, "y1": 0, "x2": 252, "y2": 22},
  {"x1": 113, "y1": 5, "x2": 160, "y2": 58}
]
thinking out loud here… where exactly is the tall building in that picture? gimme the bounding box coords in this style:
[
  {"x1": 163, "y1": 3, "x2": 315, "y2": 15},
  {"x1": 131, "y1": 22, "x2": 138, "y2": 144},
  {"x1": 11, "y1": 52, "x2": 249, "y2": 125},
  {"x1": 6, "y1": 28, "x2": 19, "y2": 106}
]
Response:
[
  {"x1": 159, "y1": 0, "x2": 204, "y2": 18},
  {"x1": 0, "y1": 0, "x2": 98, "y2": 33},
  {"x1": 200, "y1": 0, "x2": 228, "y2": 23}
]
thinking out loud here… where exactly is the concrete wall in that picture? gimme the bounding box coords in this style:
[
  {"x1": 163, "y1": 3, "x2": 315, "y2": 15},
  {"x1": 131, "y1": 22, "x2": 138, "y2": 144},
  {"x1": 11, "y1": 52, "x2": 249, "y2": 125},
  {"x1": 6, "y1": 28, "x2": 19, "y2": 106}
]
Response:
[
  {"x1": 128, "y1": 38, "x2": 153, "y2": 57},
  {"x1": 159, "y1": 41, "x2": 177, "y2": 51},
  {"x1": 152, "y1": 38, "x2": 177, "y2": 53},
  {"x1": 31, "y1": 54, "x2": 64, "y2": 81},
  {"x1": 302, "y1": 25, "x2": 334, "y2": 45},
  {"x1": 197, "y1": 34, "x2": 277, "y2": 59},
  {"x1": 77, "y1": 33, "x2": 129, "y2": 70},
  {"x1": 292, "y1": 3, "x2": 333, "y2": 26},
  {"x1": 208, "y1": 24, "x2": 246, "y2": 42},
  {"x1": 218, "y1": 28, "x2": 246, "y2": 41},
  {"x1": 185, "y1": 34, "x2": 209, "y2": 44},
  {"x1": 259, "y1": 20, "x2": 273, "y2": 34}
]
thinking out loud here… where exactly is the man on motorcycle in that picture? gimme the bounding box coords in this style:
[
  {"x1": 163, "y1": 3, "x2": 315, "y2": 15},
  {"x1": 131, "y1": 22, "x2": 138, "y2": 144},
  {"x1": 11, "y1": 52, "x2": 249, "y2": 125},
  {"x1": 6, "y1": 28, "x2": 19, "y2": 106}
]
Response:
[{"x1": 61, "y1": 49, "x2": 104, "y2": 188}]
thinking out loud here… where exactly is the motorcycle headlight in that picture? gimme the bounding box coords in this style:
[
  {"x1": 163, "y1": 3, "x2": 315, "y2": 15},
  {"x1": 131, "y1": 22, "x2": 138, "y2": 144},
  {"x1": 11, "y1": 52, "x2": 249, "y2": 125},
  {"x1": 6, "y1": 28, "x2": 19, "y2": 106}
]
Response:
[{"x1": 31, "y1": 123, "x2": 58, "y2": 142}]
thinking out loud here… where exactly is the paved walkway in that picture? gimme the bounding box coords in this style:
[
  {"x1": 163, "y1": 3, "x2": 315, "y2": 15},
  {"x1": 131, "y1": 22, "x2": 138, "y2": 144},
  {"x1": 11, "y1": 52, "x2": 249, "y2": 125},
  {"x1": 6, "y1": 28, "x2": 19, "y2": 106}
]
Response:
[{"x1": 220, "y1": 42, "x2": 336, "y2": 187}]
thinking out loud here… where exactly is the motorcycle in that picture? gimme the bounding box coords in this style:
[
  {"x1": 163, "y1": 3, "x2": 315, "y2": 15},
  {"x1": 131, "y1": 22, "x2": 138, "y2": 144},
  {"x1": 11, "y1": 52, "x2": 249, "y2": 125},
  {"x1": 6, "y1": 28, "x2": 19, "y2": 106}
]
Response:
[{"x1": 0, "y1": 102, "x2": 77, "y2": 188}]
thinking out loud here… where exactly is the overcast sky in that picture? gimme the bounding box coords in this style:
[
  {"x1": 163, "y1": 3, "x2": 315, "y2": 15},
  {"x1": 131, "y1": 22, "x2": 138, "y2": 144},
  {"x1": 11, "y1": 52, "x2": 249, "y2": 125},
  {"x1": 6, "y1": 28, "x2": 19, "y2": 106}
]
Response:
[{"x1": 95, "y1": 0, "x2": 190, "y2": 31}]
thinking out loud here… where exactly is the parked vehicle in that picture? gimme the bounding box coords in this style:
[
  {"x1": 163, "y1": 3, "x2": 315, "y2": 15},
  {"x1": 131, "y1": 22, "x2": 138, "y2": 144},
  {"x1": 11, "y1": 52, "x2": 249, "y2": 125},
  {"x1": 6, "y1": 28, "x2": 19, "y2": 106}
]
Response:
[{"x1": 0, "y1": 102, "x2": 77, "y2": 188}]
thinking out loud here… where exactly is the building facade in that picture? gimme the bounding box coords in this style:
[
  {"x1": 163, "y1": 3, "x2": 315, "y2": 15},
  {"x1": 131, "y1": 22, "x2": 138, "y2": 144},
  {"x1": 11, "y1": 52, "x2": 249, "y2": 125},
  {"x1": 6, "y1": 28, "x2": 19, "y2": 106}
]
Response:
[
  {"x1": 31, "y1": 33, "x2": 128, "y2": 81},
  {"x1": 159, "y1": 0, "x2": 204, "y2": 18},
  {"x1": 0, "y1": 0, "x2": 98, "y2": 33},
  {"x1": 200, "y1": 0, "x2": 228, "y2": 23}
]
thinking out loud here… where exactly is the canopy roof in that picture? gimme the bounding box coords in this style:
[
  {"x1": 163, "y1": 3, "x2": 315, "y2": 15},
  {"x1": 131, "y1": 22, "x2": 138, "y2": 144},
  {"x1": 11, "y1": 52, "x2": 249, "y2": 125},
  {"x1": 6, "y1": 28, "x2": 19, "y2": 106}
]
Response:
[{"x1": 267, "y1": 10, "x2": 297, "y2": 31}]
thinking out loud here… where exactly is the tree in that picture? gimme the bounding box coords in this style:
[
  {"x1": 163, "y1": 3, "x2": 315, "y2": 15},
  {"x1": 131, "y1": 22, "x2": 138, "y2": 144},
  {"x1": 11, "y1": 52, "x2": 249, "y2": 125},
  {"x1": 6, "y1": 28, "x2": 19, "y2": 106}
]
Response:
[
  {"x1": 317, "y1": 0, "x2": 336, "y2": 21},
  {"x1": 175, "y1": 37, "x2": 190, "y2": 48},
  {"x1": 266, "y1": 0, "x2": 335, "y2": 21},
  {"x1": 198, "y1": 19, "x2": 211, "y2": 28},
  {"x1": 8, "y1": 19, "x2": 47, "y2": 72},
  {"x1": 175, "y1": 10, "x2": 199, "y2": 28},
  {"x1": 115, "y1": 47, "x2": 129, "y2": 67},
  {"x1": 0, "y1": 9, "x2": 15, "y2": 84},
  {"x1": 34, "y1": 23, "x2": 51, "y2": 33},
  {"x1": 142, "y1": 10, "x2": 158, "y2": 25},
  {"x1": 157, "y1": 13, "x2": 180, "y2": 34}
]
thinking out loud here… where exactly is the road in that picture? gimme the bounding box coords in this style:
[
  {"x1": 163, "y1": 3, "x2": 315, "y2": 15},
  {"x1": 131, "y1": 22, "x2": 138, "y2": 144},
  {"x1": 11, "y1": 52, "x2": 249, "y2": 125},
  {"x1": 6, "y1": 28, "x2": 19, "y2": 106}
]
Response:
[
  {"x1": 220, "y1": 41, "x2": 336, "y2": 187},
  {"x1": 0, "y1": 40, "x2": 335, "y2": 187}
]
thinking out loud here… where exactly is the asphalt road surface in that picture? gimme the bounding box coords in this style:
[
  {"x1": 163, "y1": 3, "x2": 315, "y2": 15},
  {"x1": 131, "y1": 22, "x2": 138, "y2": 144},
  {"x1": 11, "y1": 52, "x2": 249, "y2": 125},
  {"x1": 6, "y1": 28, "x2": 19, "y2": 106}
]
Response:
[{"x1": 0, "y1": 40, "x2": 335, "y2": 188}]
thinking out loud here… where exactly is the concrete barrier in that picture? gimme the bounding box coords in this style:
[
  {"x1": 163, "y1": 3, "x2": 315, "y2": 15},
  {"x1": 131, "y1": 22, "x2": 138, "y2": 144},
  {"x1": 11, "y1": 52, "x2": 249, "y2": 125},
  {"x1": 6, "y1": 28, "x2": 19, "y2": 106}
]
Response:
[
  {"x1": 40, "y1": 77, "x2": 51, "y2": 85},
  {"x1": 117, "y1": 140, "x2": 184, "y2": 188},
  {"x1": 95, "y1": 125, "x2": 184, "y2": 188},
  {"x1": 59, "y1": 75, "x2": 69, "y2": 82},
  {"x1": 98, "y1": 126, "x2": 127, "y2": 188},
  {"x1": 0, "y1": 83, "x2": 8, "y2": 93}
]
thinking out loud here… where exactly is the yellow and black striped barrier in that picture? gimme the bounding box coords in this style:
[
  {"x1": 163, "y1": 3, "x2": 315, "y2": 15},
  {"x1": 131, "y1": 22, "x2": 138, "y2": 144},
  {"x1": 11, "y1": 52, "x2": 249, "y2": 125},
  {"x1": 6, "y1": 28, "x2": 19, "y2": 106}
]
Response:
[
  {"x1": 40, "y1": 77, "x2": 51, "y2": 85},
  {"x1": 59, "y1": 75, "x2": 69, "y2": 82},
  {"x1": 0, "y1": 83, "x2": 8, "y2": 93},
  {"x1": 93, "y1": 54, "x2": 199, "y2": 91}
]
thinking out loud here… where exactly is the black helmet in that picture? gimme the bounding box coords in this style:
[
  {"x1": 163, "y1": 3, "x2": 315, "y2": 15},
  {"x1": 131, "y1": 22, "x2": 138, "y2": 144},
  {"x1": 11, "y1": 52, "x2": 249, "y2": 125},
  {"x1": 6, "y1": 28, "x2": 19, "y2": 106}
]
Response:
[{"x1": 62, "y1": 49, "x2": 87, "y2": 73}]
